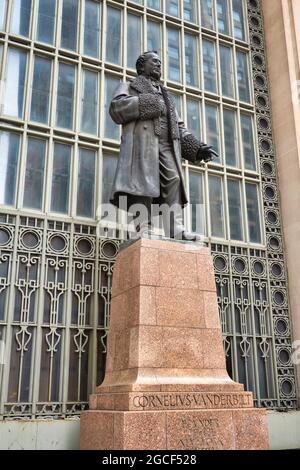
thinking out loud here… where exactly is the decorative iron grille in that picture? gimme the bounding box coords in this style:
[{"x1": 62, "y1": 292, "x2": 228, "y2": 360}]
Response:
[{"x1": 0, "y1": 214, "x2": 120, "y2": 419}]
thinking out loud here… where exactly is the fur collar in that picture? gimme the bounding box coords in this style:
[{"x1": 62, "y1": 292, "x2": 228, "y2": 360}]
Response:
[{"x1": 130, "y1": 74, "x2": 161, "y2": 94}]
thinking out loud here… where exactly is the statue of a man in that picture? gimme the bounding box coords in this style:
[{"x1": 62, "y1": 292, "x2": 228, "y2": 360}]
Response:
[{"x1": 109, "y1": 51, "x2": 218, "y2": 241}]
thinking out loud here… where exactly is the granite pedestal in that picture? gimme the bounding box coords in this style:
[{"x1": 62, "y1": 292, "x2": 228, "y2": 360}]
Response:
[{"x1": 80, "y1": 239, "x2": 269, "y2": 450}]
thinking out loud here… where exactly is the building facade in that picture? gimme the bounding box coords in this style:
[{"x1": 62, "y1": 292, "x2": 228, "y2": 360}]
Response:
[{"x1": 0, "y1": 0, "x2": 299, "y2": 449}]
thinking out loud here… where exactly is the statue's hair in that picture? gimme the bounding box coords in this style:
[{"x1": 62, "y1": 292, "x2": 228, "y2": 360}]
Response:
[{"x1": 136, "y1": 51, "x2": 158, "y2": 75}]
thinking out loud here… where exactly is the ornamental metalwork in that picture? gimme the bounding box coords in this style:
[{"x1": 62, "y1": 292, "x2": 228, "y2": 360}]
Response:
[
  {"x1": 0, "y1": 214, "x2": 120, "y2": 419},
  {"x1": 239, "y1": 0, "x2": 296, "y2": 408}
]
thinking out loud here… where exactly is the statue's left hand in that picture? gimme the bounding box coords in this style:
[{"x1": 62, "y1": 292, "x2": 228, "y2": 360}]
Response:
[{"x1": 196, "y1": 145, "x2": 219, "y2": 163}]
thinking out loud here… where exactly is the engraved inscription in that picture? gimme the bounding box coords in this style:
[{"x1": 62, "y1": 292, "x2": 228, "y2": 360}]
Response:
[
  {"x1": 131, "y1": 392, "x2": 252, "y2": 410},
  {"x1": 177, "y1": 416, "x2": 224, "y2": 450}
]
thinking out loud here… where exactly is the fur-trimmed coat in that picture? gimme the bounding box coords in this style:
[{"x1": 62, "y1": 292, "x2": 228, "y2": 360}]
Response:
[{"x1": 109, "y1": 75, "x2": 203, "y2": 206}]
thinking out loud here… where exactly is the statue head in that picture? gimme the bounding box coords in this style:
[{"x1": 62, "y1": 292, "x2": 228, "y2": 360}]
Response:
[{"x1": 136, "y1": 51, "x2": 162, "y2": 81}]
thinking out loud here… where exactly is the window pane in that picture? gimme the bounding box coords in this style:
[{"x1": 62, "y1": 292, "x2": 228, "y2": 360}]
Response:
[
  {"x1": 223, "y1": 109, "x2": 238, "y2": 167},
  {"x1": 102, "y1": 154, "x2": 118, "y2": 205},
  {"x1": 147, "y1": 0, "x2": 160, "y2": 10},
  {"x1": 184, "y1": 0, "x2": 197, "y2": 23},
  {"x1": 237, "y1": 51, "x2": 251, "y2": 103},
  {"x1": 217, "y1": 0, "x2": 230, "y2": 35},
  {"x1": 166, "y1": 0, "x2": 179, "y2": 17},
  {"x1": 51, "y1": 143, "x2": 71, "y2": 214},
  {"x1": 241, "y1": 114, "x2": 256, "y2": 170},
  {"x1": 106, "y1": 7, "x2": 121, "y2": 65},
  {"x1": 3, "y1": 48, "x2": 27, "y2": 118},
  {"x1": 30, "y1": 56, "x2": 52, "y2": 124},
  {"x1": 220, "y1": 46, "x2": 234, "y2": 98},
  {"x1": 127, "y1": 14, "x2": 141, "y2": 69},
  {"x1": 104, "y1": 76, "x2": 120, "y2": 140},
  {"x1": 0, "y1": 0, "x2": 7, "y2": 30},
  {"x1": 201, "y1": 0, "x2": 215, "y2": 30},
  {"x1": 205, "y1": 104, "x2": 220, "y2": 157},
  {"x1": 167, "y1": 28, "x2": 181, "y2": 82},
  {"x1": 56, "y1": 63, "x2": 75, "y2": 130},
  {"x1": 23, "y1": 138, "x2": 46, "y2": 210},
  {"x1": 185, "y1": 34, "x2": 199, "y2": 87},
  {"x1": 189, "y1": 172, "x2": 205, "y2": 234},
  {"x1": 77, "y1": 148, "x2": 95, "y2": 217},
  {"x1": 0, "y1": 131, "x2": 20, "y2": 206},
  {"x1": 209, "y1": 176, "x2": 224, "y2": 238},
  {"x1": 84, "y1": 0, "x2": 100, "y2": 58},
  {"x1": 187, "y1": 99, "x2": 201, "y2": 139},
  {"x1": 147, "y1": 21, "x2": 161, "y2": 56},
  {"x1": 246, "y1": 183, "x2": 261, "y2": 243},
  {"x1": 233, "y1": 0, "x2": 246, "y2": 41},
  {"x1": 80, "y1": 69, "x2": 98, "y2": 135},
  {"x1": 61, "y1": 0, "x2": 78, "y2": 51},
  {"x1": 37, "y1": 0, "x2": 56, "y2": 45},
  {"x1": 11, "y1": 0, "x2": 31, "y2": 37},
  {"x1": 228, "y1": 179, "x2": 243, "y2": 241},
  {"x1": 203, "y1": 40, "x2": 217, "y2": 93}
]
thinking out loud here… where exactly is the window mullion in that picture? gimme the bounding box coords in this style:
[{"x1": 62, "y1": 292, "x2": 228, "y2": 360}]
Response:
[{"x1": 30, "y1": 218, "x2": 48, "y2": 416}]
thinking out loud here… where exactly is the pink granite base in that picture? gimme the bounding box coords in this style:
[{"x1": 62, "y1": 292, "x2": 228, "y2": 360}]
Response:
[
  {"x1": 80, "y1": 239, "x2": 269, "y2": 450},
  {"x1": 80, "y1": 408, "x2": 268, "y2": 450}
]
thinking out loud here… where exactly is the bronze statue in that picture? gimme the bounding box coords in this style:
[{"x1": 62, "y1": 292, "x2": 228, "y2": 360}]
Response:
[{"x1": 109, "y1": 51, "x2": 218, "y2": 241}]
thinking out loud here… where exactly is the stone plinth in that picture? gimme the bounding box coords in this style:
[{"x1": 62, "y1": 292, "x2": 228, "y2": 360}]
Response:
[{"x1": 80, "y1": 239, "x2": 269, "y2": 450}]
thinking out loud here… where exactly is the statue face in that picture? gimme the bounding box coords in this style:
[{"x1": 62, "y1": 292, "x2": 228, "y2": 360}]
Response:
[{"x1": 142, "y1": 53, "x2": 162, "y2": 80}]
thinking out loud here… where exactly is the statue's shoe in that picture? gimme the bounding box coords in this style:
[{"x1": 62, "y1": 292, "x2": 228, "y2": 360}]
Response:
[
  {"x1": 175, "y1": 230, "x2": 203, "y2": 242},
  {"x1": 130, "y1": 227, "x2": 158, "y2": 240}
]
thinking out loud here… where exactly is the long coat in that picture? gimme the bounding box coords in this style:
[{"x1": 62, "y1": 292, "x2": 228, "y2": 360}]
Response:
[{"x1": 109, "y1": 77, "x2": 196, "y2": 207}]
